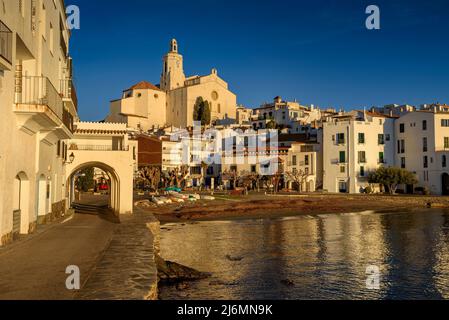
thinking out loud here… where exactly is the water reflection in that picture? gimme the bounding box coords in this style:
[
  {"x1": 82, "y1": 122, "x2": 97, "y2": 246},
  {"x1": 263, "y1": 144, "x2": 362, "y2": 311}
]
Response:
[{"x1": 159, "y1": 209, "x2": 449, "y2": 300}]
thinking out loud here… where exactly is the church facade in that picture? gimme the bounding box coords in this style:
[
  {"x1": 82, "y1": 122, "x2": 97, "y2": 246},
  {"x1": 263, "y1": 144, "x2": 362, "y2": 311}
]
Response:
[{"x1": 107, "y1": 39, "x2": 237, "y2": 130}]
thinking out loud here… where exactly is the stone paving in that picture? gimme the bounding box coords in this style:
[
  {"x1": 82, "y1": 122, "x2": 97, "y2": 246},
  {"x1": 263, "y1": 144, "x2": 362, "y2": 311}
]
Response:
[
  {"x1": 0, "y1": 199, "x2": 160, "y2": 300},
  {"x1": 76, "y1": 210, "x2": 159, "y2": 300},
  {"x1": 0, "y1": 213, "x2": 116, "y2": 300}
]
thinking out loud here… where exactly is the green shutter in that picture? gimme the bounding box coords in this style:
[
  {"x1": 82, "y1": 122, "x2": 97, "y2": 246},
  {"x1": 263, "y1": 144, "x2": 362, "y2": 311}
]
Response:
[{"x1": 339, "y1": 151, "x2": 346, "y2": 163}]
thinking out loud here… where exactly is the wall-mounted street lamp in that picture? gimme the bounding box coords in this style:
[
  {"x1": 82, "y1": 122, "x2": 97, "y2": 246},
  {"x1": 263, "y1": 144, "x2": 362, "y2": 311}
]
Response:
[{"x1": 66, "y1": 152, "x2": 75, "y2": 164}]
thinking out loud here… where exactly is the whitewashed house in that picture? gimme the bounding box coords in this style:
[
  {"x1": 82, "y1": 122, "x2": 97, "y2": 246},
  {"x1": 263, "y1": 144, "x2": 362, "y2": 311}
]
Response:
[{"x1": 323, "y1": 111, "x2": 396, "y2": 193}]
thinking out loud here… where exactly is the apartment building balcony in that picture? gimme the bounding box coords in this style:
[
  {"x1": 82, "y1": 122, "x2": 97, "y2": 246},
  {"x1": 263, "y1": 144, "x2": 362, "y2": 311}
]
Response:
[
  {"x1": 60, "y1": 78, "x2": 78, "y2": 113},
  {"x1": 14, "y1": 76, "x2": 73, "y2": 139},
  {"x1": 0, "y1": 20, "x2": 12, "y2": 70}
]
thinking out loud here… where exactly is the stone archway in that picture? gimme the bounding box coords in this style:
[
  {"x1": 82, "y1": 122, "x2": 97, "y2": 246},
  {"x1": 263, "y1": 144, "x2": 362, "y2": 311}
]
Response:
[
  {"x1": 442, "y1": 173, "x2": 449, "y2": 196},
  {"x1": 67, "y1": 162, "x2": 122, "y2": 215}
]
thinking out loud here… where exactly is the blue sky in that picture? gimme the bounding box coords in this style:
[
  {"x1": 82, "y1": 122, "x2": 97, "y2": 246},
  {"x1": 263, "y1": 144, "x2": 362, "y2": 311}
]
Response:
[{"x1": 66, "y1": 0, "x2": 449, "y2": 121}]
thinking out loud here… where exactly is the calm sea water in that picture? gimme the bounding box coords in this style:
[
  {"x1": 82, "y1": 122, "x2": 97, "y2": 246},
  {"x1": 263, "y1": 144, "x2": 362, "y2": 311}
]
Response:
[{"x1": 158, "y1": 209, "x2": 449, "y2": 300}]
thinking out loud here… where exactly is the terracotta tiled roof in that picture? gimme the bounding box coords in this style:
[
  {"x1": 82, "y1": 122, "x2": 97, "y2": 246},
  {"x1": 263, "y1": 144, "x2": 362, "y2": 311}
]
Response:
[
  {"x1": 124, "y1": 81, "x2": 161, "y2": 92},
  {"x1": 365, "y1": 111, "x2": 400, "y2": 119}
]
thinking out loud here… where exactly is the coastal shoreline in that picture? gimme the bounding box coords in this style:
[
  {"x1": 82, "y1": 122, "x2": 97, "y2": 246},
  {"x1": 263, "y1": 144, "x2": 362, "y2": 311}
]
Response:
[{"x1": 136, "y1": 193, "x2": 449, "y2": 224}]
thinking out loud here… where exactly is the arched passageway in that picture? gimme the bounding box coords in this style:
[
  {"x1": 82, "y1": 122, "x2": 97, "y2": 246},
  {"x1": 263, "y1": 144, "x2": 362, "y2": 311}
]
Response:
[
  {"x1": 67, "y1": 162, "x2": 122, "y2": 215},
  {"x1": 64, "y1": 122, "x2": 136, "y2": 215}
]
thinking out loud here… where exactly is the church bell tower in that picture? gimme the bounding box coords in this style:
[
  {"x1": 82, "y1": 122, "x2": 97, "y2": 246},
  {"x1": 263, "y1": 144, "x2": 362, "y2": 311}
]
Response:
[{"x1": 160, "y1": 39, "x2": 185, "y2": 91}]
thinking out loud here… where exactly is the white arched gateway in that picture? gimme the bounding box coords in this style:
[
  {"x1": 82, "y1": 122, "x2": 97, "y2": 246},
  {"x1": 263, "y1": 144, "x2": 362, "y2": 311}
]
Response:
[{"x1": 65, "y1": 122, "x2": 137, "y2": 215}]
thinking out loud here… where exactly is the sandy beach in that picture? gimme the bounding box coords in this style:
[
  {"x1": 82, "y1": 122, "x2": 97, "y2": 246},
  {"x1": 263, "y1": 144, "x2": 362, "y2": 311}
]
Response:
[{"x1": 135, "y1": 193, "x2": 449, "y2": 223}]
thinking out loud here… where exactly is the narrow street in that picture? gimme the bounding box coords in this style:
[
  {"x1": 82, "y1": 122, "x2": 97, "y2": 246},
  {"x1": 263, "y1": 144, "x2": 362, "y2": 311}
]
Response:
[{"x1": 0, "y1": 207, "x2": 117, "y2": 300}]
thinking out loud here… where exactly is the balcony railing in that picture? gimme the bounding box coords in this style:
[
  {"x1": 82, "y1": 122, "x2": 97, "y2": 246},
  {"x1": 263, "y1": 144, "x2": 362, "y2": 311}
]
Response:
[
  {"x1": 69, "y1": 145, "x2": 130, "y2": 151},
  {"x1": 63, "y1": 108, "x2": 74, "y2": 132},
  {"x1": 60, "y1": 79, "x2": 78, "y2": 111},
  {"x1": 15, "y1": 76, "x2": 63, "y2": 120},
  {"x1": 0, "y1": 20, "x2": 12, "y2": 64},
  {"x1": 60, "y1": 33, "x2": 68, "y2": 57}
]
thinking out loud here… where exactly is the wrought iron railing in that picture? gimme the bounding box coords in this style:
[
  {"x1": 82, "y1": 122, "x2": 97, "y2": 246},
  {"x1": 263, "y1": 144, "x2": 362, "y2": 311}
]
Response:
[
  {"x1": 69, "y1": 145, "x2": 130, "y2": 151},
  {"x1": 0, "y1": 20, "x2": 12, "y2": 64},
  {"x1": 15, "y1": 76, "x2": 63, "y2": 120},
  {"x1": 60, "y1": 78, "x2": 78, "y2": 111}
]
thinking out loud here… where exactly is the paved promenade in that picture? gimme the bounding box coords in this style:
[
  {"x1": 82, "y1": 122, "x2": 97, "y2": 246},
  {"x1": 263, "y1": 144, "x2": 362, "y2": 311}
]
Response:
[
  {"x1": 76, "y1": 211, "x2": 159, "y2": 300},
  {"x1": 0, "y1": 200, "x2": 159, "y2": 300},
  {"x1": 0, "y1": 213, "x2": 116, "y2": 300}
]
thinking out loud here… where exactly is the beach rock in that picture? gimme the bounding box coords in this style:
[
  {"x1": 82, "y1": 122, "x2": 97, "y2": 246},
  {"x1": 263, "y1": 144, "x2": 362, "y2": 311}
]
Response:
[
  {"x1": 209, "y1": 280, "x2": 240, "y2": 286},
  {"x1": 176, "y1": 282, "x2": 190, "y2": 291},
  {"x1": 225, "y1": 255, "x2": 244, "y2": 262},
  {"x1": 134, "y1": 200, "x2": 151, "y2": 207},
  {"x1": 427, "y1": 202, "x2": 447, "y2": 208},
  {"x1": 156, "y1": 255, "x2": 209, "y2": 283},
  {"x1": 280, "y1": 279, "x2": 295, "y2": 287}
]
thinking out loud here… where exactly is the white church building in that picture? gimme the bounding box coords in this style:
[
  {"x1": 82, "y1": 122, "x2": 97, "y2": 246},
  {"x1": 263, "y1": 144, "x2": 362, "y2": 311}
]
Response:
[{"x1": 106, "y1": 39, "x2": 238, "y2": 130}]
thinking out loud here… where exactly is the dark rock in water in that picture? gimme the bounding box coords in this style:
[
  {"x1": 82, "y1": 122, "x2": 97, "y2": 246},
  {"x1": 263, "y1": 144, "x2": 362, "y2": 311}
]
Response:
[
  {"x1": 156, "y1": 255, "x2": 209, "y2": 283},
  {"x1": 281, "y1": 279, "x2": 295, "y2": 287},
  {"x1": 209, "y1": 280, "x2": 240, "y2": 286},
  {"x1": 226, "y1": 254, "x2": 244, "y2": 262},
  {"x1": 176, "y1": 282, "x2": 190, "y2": 290}
]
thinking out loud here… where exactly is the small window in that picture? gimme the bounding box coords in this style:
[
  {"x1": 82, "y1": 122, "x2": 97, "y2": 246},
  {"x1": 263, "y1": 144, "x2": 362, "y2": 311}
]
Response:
[
  {"x1": 401, "y1": 157, "x2": 406, "y2": 169},
  {"x1": 400, "y1": 123, "x2": 405, "y2": 133},
  {"x1": 424, "y1": 156, "x2": 428, "y2": 169},
  {"x1": 336, "y1": 133, "x2": 345, "y2": 145},
  {"x1": 445, "y1": 137, "x2": 449, "y2": 149},
  {"x1": 360, "y1": 166, "x2": 365, "y2": 177},
  {"x1": 358, "y1": 151, "x2": 366, "y2": 163},
  {"x1": 339, "y1": 151, "x2": 346, "y2": 163},
  {"x1": 443, "y1": 155, "x2": 447, "y2": 168},
  {"x1": 358, "y1": 133, "x2": 365, "y2": 144},
  {"x1": 423, "y1": 137, "x2": 428, "y2": 152},
  {"x1": 304, "y1": 155, "x2": 309, "y2": 166},
  {"x1": 423, "y1": 120, "x2": 427, "y2": 131},
  {"x1": 340, "y1": 166, "x2": 345, "y2": 173},
  {"x1": 378, "y1": 134, "x2": 385, "y2": 145},
  {"x1": 379, "y1": 152, "x2": 384, "y2": 164}
]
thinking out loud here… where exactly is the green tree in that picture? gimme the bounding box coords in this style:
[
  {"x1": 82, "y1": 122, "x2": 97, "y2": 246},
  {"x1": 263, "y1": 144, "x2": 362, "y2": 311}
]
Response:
[
  {"x1": 201, "y1": 100, "x2": 211, "y2": 125},
  {"x1": 77, "y1": 167, "x2": 95, "y2": 192},
  {"x1": 368, "y1": 167, "x2": 418, "y2": 194},
  {"x1": 193, "y1": 97, "x2": 211, "y2": 126},
  {"x1": 193, "y1": 97, "x2": 203, "y2": 122},
  {"x1": 266, "y1": 120, "x2": 277, "y2": 129}
]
